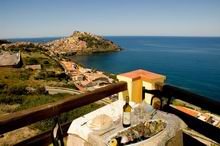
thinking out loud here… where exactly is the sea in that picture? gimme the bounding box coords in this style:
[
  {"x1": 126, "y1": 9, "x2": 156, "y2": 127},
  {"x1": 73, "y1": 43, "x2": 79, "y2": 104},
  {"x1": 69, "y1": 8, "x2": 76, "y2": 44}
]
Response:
[{"x1": 9, "y1": 36, "x2": 220, "y2": 101}]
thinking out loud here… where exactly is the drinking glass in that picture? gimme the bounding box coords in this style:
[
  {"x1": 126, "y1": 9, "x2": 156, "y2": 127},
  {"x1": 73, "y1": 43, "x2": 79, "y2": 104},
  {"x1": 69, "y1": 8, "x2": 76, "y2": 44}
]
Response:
[
  {"x1": 133, "y1": 104, "x2": 142, "y2": 124},
  {"x1": 109, "y1": 102, "x2": 120, "y2": 125}
]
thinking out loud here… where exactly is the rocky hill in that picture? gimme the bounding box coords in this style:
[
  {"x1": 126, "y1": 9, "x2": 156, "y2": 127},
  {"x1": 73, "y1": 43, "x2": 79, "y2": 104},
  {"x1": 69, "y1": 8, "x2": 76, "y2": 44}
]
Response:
[
  {"x1": 45, "y1": 31, "x2": 121, "y2": 55},
  {"x1": 0, "y1": 31, "x2": 122, "y2": 55}
]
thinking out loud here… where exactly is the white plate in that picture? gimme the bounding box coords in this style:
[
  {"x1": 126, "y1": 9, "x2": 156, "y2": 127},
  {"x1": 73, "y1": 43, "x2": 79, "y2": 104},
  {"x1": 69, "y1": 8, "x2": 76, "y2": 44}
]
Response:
[{"x1": 87, "y1": 116, "x2": 114, "y2": 131}]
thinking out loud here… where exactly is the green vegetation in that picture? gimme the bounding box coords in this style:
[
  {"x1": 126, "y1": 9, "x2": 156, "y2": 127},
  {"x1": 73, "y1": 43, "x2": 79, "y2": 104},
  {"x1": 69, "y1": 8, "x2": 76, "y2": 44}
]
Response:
[
  {"x1": 27, "y1": 58, "x2": 39, "y2": 65},
  {"x1": 0, "y1": 47, "x2": 104, "y2": 140},
  {"x1": 0, "y1": 45, "x2": 112, "y2": 146},
  {"x1": 103, "y1": 71, "x2": 117, "y2": 81},
  {"x1": 172, "y1": 99, "x2": 186, "y2": 106},
  {"x1": 30, "y1": 101, "x2": 103, "y2": 131},
  {"x1": 8, "y1": 47, "x2": 20, "y2": 52},
  {"x1": 78, "y1": 35, "x2": 110, "y2": 48},
  {"x1": 0, "y1": 90, "x2": 103, "y2": 131},
  {"x1": 21, "y1": 52, "x2": 62, "y2": 70},
  {"x1": 19, "y1": 68, "x2": 32, "y2": 80}
]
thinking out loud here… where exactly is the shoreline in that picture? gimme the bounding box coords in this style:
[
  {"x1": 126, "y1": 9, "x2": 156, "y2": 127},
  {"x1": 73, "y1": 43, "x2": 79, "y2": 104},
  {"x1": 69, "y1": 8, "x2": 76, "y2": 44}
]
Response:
[{"x1": 59, "y1": 58, "x2": 116, "y2": 92}]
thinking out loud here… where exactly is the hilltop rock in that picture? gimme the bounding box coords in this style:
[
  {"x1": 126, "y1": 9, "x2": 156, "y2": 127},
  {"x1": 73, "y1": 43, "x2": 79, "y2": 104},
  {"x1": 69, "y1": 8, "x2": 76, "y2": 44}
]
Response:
[{"x1": 45, "y1": 31, "x2": 121, "y2": 55}]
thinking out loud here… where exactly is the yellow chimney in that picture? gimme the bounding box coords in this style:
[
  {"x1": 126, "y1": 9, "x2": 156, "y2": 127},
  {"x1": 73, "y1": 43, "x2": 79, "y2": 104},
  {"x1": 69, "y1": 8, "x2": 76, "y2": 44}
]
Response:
[{"x1": 117, "y1": 69, "x2": 166, "y2": 104}]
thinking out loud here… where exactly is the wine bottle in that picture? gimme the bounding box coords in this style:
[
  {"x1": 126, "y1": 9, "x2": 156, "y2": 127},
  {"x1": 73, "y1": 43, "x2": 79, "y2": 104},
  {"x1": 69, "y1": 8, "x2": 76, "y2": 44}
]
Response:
[{"x1": 122, "y1": 96, "x2": 131, "y2": 127}]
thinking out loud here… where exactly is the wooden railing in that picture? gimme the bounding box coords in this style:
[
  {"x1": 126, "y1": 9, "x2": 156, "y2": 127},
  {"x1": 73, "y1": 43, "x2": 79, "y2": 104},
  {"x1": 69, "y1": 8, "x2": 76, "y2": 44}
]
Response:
[
  {"x1": 143, "y1": 84, "x2": 220, "y2": 144},
  {"x1": 1, "y1": 81, "x2": 220, "y2": 145},
  {"x1": 0, "y1": 81, "x2": 127, "y2": 145}
]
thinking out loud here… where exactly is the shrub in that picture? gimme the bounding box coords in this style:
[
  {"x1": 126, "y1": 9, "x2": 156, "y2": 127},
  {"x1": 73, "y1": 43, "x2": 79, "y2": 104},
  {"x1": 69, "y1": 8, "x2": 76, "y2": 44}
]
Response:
[
  {"x1": 63, "y1": 83, "x2": 77, "y2": 89},
  {"x1": 10, "y1": 48, "x2": 20, "y2": 52},
  {"x1": 43, "y1": 60, "x2": 49, "y2": 65},
  {"x1": 36, "y1": 86, "x2": 48, "y2": 95},
  {"x1": 47, "y1": 71, "x2": 56, "y2": 78},
  {"x1": 34, "y1": 71, "x2": 47, "y2": 80},
  {"x1": 0, "y1": 82, "x2": 6, "y2": 88},
  {"x1": 28, "y1": 58, "x2": 39, "y2": 65},
  {"x1": 78, "y1": 35, "x2": 98, "y2": 48},
  {"x1": 6, "y1": 84, "x2": 27, "y2": 95},
  {"x1": 56, "y1": 72, "x2": 70, "y2": 81},
  {"x1": 0, "y1": 95, "x2": 24, "y2": 104},
  {"x1": 103, "y1": 72, "x2": 117, "y2": 81},
  {"x1": 19, "y1": 69, "x2": 31, "y2": 80},
  {"x1": 26, "y1": 86, "x2": 48, "y2": 95}
]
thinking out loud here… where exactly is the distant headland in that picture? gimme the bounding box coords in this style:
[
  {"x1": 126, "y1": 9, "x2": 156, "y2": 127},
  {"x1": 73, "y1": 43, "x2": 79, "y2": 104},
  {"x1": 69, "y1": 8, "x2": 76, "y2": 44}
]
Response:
[{"x1": 0, "y1": 31, "x2": 122, "y2": 56}]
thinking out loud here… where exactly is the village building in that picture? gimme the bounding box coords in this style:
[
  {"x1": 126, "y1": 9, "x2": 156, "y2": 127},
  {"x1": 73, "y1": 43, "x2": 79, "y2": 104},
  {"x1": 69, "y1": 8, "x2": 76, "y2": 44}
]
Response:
[
  {"x1": 197, "y1": 113, "x2": 211, "y2": 122},
  {"x1": 79, "y1": 67, "x2": 92, "y2": 73},
  {"x1": 72, "y1": 63, "x2": 78, "y2": 70},
  {"x1": 74, "y1": 74, "x2": 85, "y2": 81},
  {"x1": 206, "y1": 113, "x2": 220, "y2": 127},
  {"x1": 173, "y1": 105, "x2": 220, "y2": 127},
  {"x1": 0, "y1": 51, "x2": 22, "y2": 67},
  {"x1": 172, "y1": 105, "x2": 200, "y2": 117},
  {"x1": 25, "y1": 64, "x2": 41, "y2": 70},
  {"x1": 84, "y1": 73, "x2": 109, "y2": 82},
  {"x1": 60, "y1": 61, "x2": 77, "y2": 73}
]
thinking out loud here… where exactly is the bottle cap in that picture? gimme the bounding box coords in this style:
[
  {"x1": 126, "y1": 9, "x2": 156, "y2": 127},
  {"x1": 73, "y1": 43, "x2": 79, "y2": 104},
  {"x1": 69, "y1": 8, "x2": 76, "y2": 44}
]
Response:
[{"x1": 124, "y1": 96, "x2": 129, "y2": 102}]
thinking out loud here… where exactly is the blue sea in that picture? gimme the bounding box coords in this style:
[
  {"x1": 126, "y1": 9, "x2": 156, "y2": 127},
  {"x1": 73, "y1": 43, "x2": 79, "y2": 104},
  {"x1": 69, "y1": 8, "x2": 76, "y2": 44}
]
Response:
[{"x1": 10, "y1": 36, "x2": 220, "y2": 101}]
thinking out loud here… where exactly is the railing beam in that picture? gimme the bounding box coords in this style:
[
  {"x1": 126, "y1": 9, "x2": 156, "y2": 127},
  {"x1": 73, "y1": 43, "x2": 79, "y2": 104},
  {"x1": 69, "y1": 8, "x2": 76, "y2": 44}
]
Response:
[
  {"x1": 165, "y1": 106, "x2": 220, "y2": 143},
  {"x1": 163, "y1": 85, "x2": 220, "y2": 115},
  {"x1": 0, "y1": 81, "x2": 127, "y2": 135},
  {"x1": 14, "y1": 122, "x2": 71, "y2": 146}
]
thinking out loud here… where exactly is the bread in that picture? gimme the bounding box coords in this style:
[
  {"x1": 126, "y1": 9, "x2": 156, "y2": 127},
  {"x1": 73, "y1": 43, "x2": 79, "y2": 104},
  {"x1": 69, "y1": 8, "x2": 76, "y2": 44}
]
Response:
[{"x1": 90, "y1": 114, "x2": 113, "y2": 128}]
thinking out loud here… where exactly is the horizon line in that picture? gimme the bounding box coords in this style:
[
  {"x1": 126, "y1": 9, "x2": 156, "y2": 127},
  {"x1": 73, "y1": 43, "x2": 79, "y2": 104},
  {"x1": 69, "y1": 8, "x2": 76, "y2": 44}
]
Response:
[{"x1": 2, "y1": 34, "x2": 220, "y2": 40}]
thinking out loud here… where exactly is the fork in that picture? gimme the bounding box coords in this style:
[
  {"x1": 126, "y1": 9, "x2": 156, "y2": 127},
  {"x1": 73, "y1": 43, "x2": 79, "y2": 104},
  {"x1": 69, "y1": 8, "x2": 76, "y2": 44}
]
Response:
[{"x1": 150, "y1": 109, "x2": 157, "y2": 119}]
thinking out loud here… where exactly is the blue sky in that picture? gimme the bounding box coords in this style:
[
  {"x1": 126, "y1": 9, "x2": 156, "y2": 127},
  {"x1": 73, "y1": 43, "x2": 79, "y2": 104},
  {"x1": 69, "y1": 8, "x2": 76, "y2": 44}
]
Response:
[{"x1": 0, "y1": 0, "x2": 220, "y2": 38}]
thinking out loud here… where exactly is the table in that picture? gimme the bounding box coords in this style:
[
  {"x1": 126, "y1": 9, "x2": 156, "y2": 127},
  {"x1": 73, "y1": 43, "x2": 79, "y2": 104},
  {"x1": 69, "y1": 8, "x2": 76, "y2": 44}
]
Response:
[{"x1": 67, "y1": 100, "x2": 187, "y2": 146}]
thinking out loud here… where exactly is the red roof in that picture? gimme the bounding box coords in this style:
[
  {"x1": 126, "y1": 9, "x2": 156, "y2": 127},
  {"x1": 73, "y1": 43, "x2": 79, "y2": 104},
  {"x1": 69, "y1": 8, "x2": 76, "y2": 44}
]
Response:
[
  {"x1": 173, "y1": 106, "x2": 200, "y2": 117},
  {"x1": 118, "y1": 69, "x2": 166, "y2": 82}
]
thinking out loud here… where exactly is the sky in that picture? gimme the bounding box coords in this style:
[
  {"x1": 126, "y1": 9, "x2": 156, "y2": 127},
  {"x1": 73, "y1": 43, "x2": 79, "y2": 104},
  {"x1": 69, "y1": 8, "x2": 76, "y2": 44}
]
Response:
[{"x1": 0, "y1": 0, "x2": 220, "y2": 38}]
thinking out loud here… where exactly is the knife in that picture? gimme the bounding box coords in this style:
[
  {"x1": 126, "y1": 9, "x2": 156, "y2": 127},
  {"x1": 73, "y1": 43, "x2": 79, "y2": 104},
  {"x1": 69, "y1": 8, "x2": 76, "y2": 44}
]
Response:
[{"x1": 99, "y1": 127, "x2": 116, "y2": 136}]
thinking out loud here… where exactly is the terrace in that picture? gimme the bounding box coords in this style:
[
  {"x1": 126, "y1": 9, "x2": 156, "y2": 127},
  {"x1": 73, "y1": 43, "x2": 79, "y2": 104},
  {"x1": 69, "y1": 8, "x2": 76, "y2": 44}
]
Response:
[{"x1": 0, "y1": 69, "x2": 219, "y2": 146}]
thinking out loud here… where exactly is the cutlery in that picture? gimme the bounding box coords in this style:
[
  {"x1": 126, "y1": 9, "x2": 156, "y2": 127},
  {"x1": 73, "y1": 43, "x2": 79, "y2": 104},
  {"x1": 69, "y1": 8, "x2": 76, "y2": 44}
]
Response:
[
  {"x1": 81, "y1": 116, "x2": 88, "y2": 126},
  {"x1": 81, "y1": 121, "x2": 88, "y2": 126},
  {"x1": 99, "y1": 127, "x2": 116, "y2": 136},
  {"x1": 150, "y1": 109, "x2": 157, "y2": 119}
]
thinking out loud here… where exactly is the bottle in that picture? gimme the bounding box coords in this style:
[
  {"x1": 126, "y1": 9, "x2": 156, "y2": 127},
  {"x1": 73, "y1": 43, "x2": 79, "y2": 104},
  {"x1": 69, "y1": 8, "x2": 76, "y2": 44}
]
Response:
[{"x1": 122, "y1": 96, "x2": 131, "y2": 127}]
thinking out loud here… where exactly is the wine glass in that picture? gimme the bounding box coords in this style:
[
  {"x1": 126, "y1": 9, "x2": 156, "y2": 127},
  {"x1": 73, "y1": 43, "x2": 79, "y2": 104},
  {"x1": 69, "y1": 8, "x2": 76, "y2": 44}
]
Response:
[
  {"x1": 132, "y1": 103, "x2": 142, "y2": 124},
  {"x1": 109, "y1": 102, "x2": 120, "y2": 125}
]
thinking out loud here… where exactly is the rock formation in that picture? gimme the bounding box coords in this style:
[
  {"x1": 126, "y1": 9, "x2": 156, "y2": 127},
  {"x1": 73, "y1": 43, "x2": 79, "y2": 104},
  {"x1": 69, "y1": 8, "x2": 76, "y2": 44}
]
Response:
[{"x1": 45, "y1": 31, "x2": 121, "y2": 55}]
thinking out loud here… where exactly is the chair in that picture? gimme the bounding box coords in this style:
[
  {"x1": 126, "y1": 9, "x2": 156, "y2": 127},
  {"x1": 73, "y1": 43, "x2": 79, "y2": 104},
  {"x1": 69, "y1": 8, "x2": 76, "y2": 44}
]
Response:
[
  {"x1": 51, "y1": 117, "x2": 64, "y2": 146},
  {"x1": 142, "y1": 87, "x2": 163, "y2": 109}
]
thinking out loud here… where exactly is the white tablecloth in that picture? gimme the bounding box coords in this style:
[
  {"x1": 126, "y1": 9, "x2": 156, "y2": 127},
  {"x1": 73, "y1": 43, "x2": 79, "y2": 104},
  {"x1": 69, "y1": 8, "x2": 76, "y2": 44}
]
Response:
[{"x1": 67, "y1": 100, "x2": 187, "y2": 146}]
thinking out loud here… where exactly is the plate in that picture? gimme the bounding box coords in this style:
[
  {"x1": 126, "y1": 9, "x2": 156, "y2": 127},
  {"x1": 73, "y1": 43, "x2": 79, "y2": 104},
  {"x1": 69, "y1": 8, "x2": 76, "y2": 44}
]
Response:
[
  {"x1": 87, "y1": 114, "x2": 113, "y2": 131},
  {"x1": 107, "y1": 119, "x2": 167, "y2": 146}
]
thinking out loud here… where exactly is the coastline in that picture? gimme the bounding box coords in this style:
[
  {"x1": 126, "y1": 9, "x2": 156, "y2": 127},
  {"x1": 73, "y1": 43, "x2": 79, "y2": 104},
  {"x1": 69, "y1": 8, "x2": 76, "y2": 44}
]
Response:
[{"x1": 59, "y1": 58, "x2": 116, "y2": 92}]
